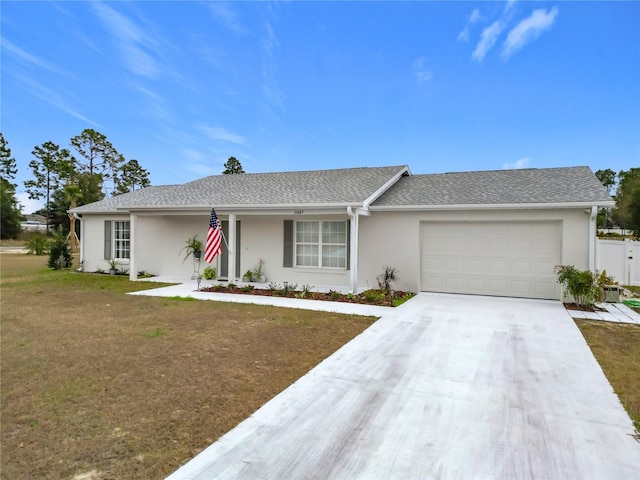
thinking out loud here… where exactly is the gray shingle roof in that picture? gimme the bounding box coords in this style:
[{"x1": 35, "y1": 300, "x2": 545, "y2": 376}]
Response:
[
  {"x1": 371, "y1": 166, "x2": 613, "y2": 207},
  {"x1": 71, "y1": 166, "x2": 408, "y2": 213}
]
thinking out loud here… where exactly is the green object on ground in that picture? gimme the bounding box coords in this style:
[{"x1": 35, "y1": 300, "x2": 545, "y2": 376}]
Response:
[{"x1": 623, "y1": 299, "x2": 640, "y2": 308}]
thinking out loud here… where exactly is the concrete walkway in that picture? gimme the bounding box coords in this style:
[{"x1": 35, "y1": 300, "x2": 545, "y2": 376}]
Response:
[
  {"x1": 567, "y1": 302, "x2": 640, "y2": 324},
  {"x1": 166, "y1": 293, "x2": 639, "y2": 479}
]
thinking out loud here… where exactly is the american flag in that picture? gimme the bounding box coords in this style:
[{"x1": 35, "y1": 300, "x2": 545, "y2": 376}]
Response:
[{"x1": 205, "y1": 208, "x2": 222, "y2": 263}]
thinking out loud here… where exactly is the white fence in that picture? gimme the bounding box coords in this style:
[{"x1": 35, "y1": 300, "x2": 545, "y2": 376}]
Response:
[{"x1": 596, "y1": 239, "x2": 640, "y2": 286}]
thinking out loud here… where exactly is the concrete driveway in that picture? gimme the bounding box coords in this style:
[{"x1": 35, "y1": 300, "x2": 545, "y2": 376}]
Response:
[{"x1": 167, "y1": 293, "x2": 639, "y2": 479}]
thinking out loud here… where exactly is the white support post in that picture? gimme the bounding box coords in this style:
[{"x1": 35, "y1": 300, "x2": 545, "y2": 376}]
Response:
[
  {"x1": 129, "y1": 214, "x2": 137, "y2": 281},
  {"x1": 228, "y1": 214, "x2": 236, "y2": 282},
  {"x1": 589, "y1": 206, "x2": 597, "y2": 271},
  {"x1": 347, "y1": 207, "x2": 359, "y2": 294}
]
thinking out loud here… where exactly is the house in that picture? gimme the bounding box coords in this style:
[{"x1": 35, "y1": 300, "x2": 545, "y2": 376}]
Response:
[
  {"x1": 70, "y1": 165, "x2": 613, "y2": 300},
  {"x1": 20, "y1": 214, "x2": 50, "y2": 232}
]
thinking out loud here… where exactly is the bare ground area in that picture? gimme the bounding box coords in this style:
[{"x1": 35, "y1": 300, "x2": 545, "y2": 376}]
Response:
[{"x1": 0, "y1": 255, "x2": 376, "y2": 480}]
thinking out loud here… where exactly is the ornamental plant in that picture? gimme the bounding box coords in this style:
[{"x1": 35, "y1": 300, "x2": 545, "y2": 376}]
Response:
[
  {"x1": 47, "y1": 227, "x2": 72, "y2": 270},
  {"x1": 554, "y1": 265, "x2": 601, "y2": 309}
]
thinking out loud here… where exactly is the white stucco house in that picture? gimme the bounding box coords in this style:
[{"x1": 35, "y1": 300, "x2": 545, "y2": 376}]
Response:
[{"x1": 70, "y1": 165, "x2": 613, "y2": 300}]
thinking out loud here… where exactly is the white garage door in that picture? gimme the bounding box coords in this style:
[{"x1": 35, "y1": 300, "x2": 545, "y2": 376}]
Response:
[{"x1": 421, "y1": 221, "x2": 561, "y2": 299}]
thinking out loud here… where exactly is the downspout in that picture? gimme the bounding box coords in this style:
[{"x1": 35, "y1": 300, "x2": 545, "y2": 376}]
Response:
[
  {"x1": 129, "y1": 214, "x2": 136, "y2": 281},
  {"x1": 347, "y1": 207, "x2": 359, "y2": 294},
  {"x1": 589, "y1": 206, "x2": 597, "y2": 271}
]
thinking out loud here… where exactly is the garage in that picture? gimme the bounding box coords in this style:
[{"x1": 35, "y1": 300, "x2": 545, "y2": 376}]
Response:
[{"x1": 420, "y1": 220, "x2": 562, "y2": 299}]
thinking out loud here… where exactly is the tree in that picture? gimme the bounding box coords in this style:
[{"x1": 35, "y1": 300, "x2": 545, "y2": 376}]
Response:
[
  {"x1": 115, "y1": 159, "x2": 150, "y2": 194},
  {"x1": 595, "y1": 168, "x2": 616, "y2": 194},
  {"x1": 613, "y1": 168, "x2": 640, "y2": 238},
  {"x1": 0, "y1": 177, "x2": 21, "y2": 239},
  {"x1": 222, "y1": 156, "x2": 245, "y2": 174},
  {"x1": 595, "y1": 169, "x2": 617, "y2": 231},
  {"x1": 70, "y1": 129, "x2": 117, "y2": 175},
  {"x1": 0, "y1": 132, "x2": 18, "y2": 186},
  {"x1": 70, "y1": 129, "x2": 123, "y2": 195},
  {"x1": 24, "y1": 141, "x2": 75, "y2": 231}
]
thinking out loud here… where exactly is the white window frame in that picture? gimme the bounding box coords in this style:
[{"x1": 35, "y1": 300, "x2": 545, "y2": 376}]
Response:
[
  {"x1": 294, "y1": 220, "x2": 347, "y2": 270},
  {"x1": 112, "y1": 221, "x2": 130, "y2": 261}
]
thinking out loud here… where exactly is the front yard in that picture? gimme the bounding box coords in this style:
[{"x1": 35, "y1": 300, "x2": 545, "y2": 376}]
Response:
[{"x1": 0, "y1": 255, "x2": 376, "y2": 479}]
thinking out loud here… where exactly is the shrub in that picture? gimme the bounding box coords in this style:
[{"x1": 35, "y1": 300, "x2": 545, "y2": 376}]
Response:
[
  {"x1": 363, "y1": 289, "x2": 385, "y2": 303},
  {"x1": 203, "y1": 267, "x2": 217, "y2": 280},
  {"x1": 554, "y1": 265, "x2": 601, "y2": 309},
  {"x1": 26, "y1": 234, "x2": 49, "y2": 255},
  {"x1": 47, "y1": 227, "x2": 72, "y2": 270},
  {"x1": 329, "y1": 290, "x2": 341, "y2": 300}
]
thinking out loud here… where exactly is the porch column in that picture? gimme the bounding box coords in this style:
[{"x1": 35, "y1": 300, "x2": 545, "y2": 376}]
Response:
[
  {"x1": 589, "y1": 206, "x2": 597, "y2": 271},
  {"x1": 228, "y1": 213, "x2": 236, "y2": 282},
  {"x1": 347, "y1": 207, "x2": 359, "y2": 294},
  {"x1": 129, "y1": 214, "x2": 137, "y2": 281}
]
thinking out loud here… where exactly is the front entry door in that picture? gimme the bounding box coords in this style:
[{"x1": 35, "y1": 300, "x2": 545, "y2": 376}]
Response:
[{"x1": 220, "y1": 220, "x2": 241, "y2": 280}]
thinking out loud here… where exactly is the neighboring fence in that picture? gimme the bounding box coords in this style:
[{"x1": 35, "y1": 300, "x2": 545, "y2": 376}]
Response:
[{"x1": 596, "y1": 239, "x2": 640, "y2": 286}]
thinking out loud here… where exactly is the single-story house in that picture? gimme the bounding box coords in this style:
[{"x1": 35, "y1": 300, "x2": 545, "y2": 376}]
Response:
[{"x1": 70, "y1": 165, "x2": 614, "y2": 300}]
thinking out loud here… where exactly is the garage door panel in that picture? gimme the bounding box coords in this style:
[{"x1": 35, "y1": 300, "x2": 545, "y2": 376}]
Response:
[{"x1": 421, "y1": 221, "x2": 561, "y2": 300}]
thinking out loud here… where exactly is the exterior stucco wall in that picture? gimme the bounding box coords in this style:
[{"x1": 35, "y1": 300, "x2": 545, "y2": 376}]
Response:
[
  {"x1": 80, "y1": 214, "x2": 131, "y2": 272},
  {"x1": 81, "y1": 208, "x2": 591, "y2": 299},
  {"x1": 357, "y1": 208, "x2": 591, "y2": 296},
  {"x1": 124, "y1": 213, "x2": 352, "y2": 286},
  {"x1": 239, "y1": 215, "x2": 351, "y2": 287},
  {"x1": 134, "y1": 215, "x2": 209, "y2": 278}
]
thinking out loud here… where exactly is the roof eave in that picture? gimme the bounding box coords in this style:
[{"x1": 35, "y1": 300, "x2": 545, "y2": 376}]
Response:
[{"x1": 370, "y1": 200, "x2": 616, "y2": 211}]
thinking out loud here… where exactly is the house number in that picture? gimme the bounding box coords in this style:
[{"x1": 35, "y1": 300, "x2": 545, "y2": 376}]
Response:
[{"x1": 294, "y1": 210, "x2": 304, "y2": 214}]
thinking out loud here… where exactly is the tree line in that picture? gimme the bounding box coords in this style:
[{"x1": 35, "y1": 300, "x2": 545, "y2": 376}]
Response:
[
  {"x1": 1, "y1": 130, "x2": 150, "y2": 238},
  {"x1": 595, "y1": 168, "x2": 640, "y2": 237}
]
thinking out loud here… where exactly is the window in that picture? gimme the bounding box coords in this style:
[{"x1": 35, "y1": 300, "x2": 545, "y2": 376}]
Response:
[
  {"x1": 113, "y1": 221, "x2": 130, "y2": 260},
  {"x1": 295, "y1": 221, "x2": 347, "y2": 269},
  {"x1": 105, "y1": 220, "x2": 130, "y2": 261}
]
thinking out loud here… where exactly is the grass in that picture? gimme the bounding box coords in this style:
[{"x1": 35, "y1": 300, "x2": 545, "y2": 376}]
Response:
[
  {"x1": 0, "y1": 255, "x2": 376, "y2": 480},
  {"x1": 575, "y1": 319, "x2": 640, "y2": 433}
]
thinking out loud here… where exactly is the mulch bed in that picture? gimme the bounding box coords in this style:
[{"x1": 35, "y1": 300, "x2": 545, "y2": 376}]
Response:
[
  {"x1": 200, "y1": 285, "x2": 414, "y2": 307},
  {"x1": 563, "y1": 302, "x2": 606, "y2": 312}
]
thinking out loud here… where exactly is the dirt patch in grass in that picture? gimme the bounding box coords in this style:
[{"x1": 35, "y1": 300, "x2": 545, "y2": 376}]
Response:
[
  {"x1": 575, "y1": 319, "x2": 640, "y2": 433},
  {"x1": 0, "y1": 255, "x2": 376, "y2": 480}
]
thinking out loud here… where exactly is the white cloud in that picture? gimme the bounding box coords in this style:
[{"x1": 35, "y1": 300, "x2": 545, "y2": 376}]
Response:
[
  {"x1": 472, "y1": 21, "x2": 505, "y2": 61},
  {"x1": 91, "y1": 2, "x2": 160, "y2": 78},
  {"x1": 207, "y1": 2, "x2": 247, "y2": 35},
  {"x1": 503, "y1": 157, "x2": 530, "y2": 169},
  {"x1": 412, "y1": 57, "x2": 434, "y2": 84},
  {"x1": 199, "y1": 126, "x2": 246, "y2": 145},
  {"x1": 15, "y1": 192, "x2": 43, "y2": 215},
  {"x1": 10, "y1": 71, "x2": 100, "y2": 127},
  {"x1": 261, "y1": 21, "x2": 285, "y2": 114},
  {"x1": 504, "y1": 0, "x2": 518, "y2": 13},
  {"x1": 503, "y1": 7, "x2": 559, "y2": 59},
  {"x1": 1, "y1": 38, "x2": 68, "y2": 76},
  {"x1": 457, "y1": 8, "x2": 482, "y2": 43}
]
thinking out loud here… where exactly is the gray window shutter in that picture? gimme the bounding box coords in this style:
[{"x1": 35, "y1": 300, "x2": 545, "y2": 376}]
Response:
[
  {"x1": 346, "y1": 220, "x2": 351, "y2": 270},
  {"x1": 283, "y1": 220, "x2": 293, "y2": 268},
  {"x1": 104, "y1": 220, "x2": 112, "y2": 260}
]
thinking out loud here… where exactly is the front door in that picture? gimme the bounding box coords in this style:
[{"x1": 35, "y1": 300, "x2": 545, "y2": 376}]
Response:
[{"x1": 220, "y1": 220, "x2": 241, "y2": 280}]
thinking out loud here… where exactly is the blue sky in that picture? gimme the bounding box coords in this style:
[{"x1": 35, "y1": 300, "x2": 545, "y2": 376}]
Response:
[{"x1": 2, "y1": 1, "x2": 639, "y2": 213}]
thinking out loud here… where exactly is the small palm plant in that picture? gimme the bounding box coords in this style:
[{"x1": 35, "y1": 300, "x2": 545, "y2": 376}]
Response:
[{"x1": 377, "y1": 266, "x2": 399, "y2": 294}]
